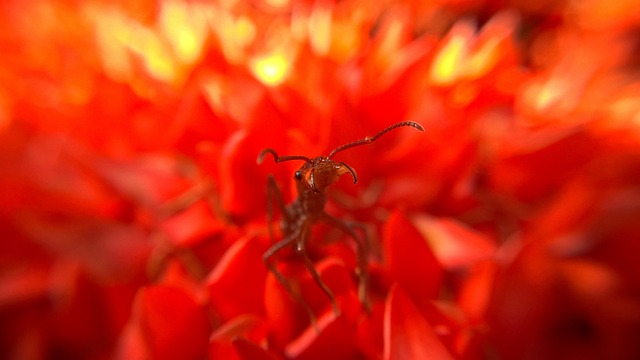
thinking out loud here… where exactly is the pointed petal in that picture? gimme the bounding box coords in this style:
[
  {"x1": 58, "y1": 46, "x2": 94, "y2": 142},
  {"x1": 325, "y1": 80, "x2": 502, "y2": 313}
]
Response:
[
  {"x1": 131, "y1": 285, "x2": 210, "y2": 360},
  {"x1": 384, "y1": 285, "x2": 454, "y2": 360},
  {"x1": 412, "y1": 215, "x2": 496, "y2": 270},
  {"x1": 383, "y1": 210, "x2": 443, "y2": 303},
  {"x1": 206, "y1": 236, "x2": 267, "y2": 320},
  {"x1": 233, "y1": 337, "x2": 281, "y2": 360}
]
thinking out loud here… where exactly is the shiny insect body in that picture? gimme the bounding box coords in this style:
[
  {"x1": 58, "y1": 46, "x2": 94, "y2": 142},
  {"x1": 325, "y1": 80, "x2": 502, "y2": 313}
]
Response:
[{"x1": 257, "y1": 121, "x2": 424, "y2": 327}]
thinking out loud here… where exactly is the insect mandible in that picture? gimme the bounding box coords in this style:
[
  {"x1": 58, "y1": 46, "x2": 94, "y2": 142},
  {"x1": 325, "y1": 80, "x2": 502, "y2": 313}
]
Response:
[{"x1": 257, "y1": 121, "x2": 424, "y2": 328}]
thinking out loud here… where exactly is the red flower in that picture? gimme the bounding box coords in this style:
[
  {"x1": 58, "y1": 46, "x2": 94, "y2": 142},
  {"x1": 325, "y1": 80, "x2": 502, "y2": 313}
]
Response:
[{"x1": 2, "y1": 0, "x2": 640, "y2": 359}]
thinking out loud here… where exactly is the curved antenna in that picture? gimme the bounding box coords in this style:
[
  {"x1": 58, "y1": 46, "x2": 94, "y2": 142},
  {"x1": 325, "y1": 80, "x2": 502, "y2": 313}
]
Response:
[
  {"x1": 257, "y1": 148, "x2": 311, "y2": 164},
  {"x1": 328, "y1": 121, "x2": 424, "y2": 158}
]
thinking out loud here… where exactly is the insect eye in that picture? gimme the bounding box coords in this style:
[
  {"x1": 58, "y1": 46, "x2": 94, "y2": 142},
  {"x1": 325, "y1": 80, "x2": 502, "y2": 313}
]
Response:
[{"x1": 294, "y1": 171, "x2": 302, "y2": 180}]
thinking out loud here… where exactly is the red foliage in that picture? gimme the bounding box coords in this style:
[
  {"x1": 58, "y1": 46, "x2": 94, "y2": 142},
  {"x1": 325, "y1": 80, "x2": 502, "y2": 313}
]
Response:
[{"x1": 2, "y1": 0, "x2": 640, "y2": 359}]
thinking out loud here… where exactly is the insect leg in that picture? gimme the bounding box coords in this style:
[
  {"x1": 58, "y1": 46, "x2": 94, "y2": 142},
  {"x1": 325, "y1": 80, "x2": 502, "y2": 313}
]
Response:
[
  {"x1": 297, "y1": 230, "x2": 340, "y2": 317},
  {"x1": 263, "y1": 226, "x2": 319, "y2": 330},
  {"x1": 265, "y1": 174, "x2": 287, "y2": 244},
  {"x1": 321, "y1": 213, "x2": 371, "y2": 312}
]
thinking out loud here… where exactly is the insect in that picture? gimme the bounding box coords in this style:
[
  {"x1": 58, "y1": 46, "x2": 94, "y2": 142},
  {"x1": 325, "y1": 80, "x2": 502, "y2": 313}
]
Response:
[{"x1": 257, "y1": 121, "x2": 424, "y2": 328}]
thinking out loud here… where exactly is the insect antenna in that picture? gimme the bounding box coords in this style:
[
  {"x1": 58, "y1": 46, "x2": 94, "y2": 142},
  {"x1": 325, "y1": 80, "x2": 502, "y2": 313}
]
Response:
[
  {"x1": 327, "y1": 121, "x2": 425, "y2": 158},
  {"x1": 257, "y1": 148, "x2": 311, "y2": 164}
]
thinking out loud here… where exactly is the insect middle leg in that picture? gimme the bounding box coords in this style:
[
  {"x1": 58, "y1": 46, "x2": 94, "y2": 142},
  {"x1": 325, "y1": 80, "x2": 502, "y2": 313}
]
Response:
[{"x1": 321, "y1": 213, "x2": 371, "y2": 312}]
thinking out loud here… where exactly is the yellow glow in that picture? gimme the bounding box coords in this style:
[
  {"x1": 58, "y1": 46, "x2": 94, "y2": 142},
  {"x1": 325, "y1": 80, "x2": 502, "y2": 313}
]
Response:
[
  {"x1": 202, "y1": 77, "x2": 224, "y2": 113},
  {"x1": 291, "y1": 11, "x2": 308, "y2": 42},
  {"x1": 218, "y1": 0, "x2": 239, "y2": 9},
  {"x1": 129, "y1": 26, "x2": 175, "y2": 82},
  {"x1": 220, "y1": 15, "x2": 256, "y2": 48},
  {"x1": 234, "y1": 17, "x2": 257, "y2": 45},
  {"x1": 89, "y1": 6, "x2": 176, "y2": 83},
  {"x1": 265, "y1": 0, "x2": 290, "y2": 9},
  {"x1": 214, "y1": 10, "x2": 256, "y2": 63},
  {"x1": 160, "y1": 1, "x2": 207, "y2": 64},
  {"x1": 431, "y1": 35, "x2": 467, "y2": 85},
  {"x1": 609, "y1": 96, "x2": 640, "y2": 127},
  {"x1": 465, "y1": 38, "x2": 499, "y2": 79},
  {"x1": 308, "y1": 1, "x2": 332, "y2": 56},
  {"x1": 251, "y1": 52, "x2": 290, "y2": 86},
  {"x1": 378, "y1": 19, "x2": 404, "y2": 59},
  {"x1": 90, "y1": 8, "x2": 133, "y2": 82},
  {"x1": 535, "y1": 79, "x2": 564, "y2": 111}
]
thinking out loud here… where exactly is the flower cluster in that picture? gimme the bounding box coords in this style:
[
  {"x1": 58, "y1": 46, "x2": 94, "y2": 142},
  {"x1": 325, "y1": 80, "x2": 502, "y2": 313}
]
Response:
[{"x1": 1, "y1": 0, "x2": 640, "y2": 359}]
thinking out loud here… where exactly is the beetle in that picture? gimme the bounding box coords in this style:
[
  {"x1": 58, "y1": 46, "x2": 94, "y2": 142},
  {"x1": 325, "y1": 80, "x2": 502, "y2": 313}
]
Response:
[{"x1": 257, "y1": 121, "x2": 424, "y2": 328}]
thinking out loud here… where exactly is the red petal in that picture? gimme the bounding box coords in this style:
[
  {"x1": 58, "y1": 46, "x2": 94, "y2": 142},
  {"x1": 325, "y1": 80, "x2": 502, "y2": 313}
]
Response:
[
  {"x1": 355, "y1": 300, "x2": 386, "y2": 359},
  {"x1": 412, "y1": 215, "x2": 496, "y2": 270},
  {"x1": 89, "y1": 154, "x2": 193, "y2": 206},
  {"x1": 233, "y1": 338, "x2": 281, "y2": 360},
  {"x1": 284, "y1": 312, "x2": 359, "y2": 360},
  {"x1": 116, "y1": 322, "x2": 150, "y2": 360},
  {"x1": 206, "y1": 236, "x2": 267, "y2": 320},
  {"x1": 456, "y1": 261, "x2": 497, "y2": 323},
  {"x1": 264, "y1": 257, "x2": 359, "y2": 349},
  {"x1": 383, "y1": 210, "x2": 443, "y2": 303},
  {"x1": 160, "y1": 200, "x2": 223, "y2": 248},
  {"x1": 156, "y1": 259, "x2": 208, "y2": 304},
  {"x1": 488, "y1": 130, "x2": 598, "y2": 203},
  {"x1": 218, "y1": 117, "x2": 288, "y2": 220},
  {"x1": 0, "y1": 266, "x2": 49, "y2": 308},
  {"x1": 263, "y1": 262, "x2": 308, "y2": 346},
  {"x1": 209, "y1": 315, "x2": 269, "y2": 360},
  {"x1": 134, "y1": 285, "x2": 210, "y2": 360},
  {"x1": 384, "y1": 285, "x2": 454, "y2": 360}
]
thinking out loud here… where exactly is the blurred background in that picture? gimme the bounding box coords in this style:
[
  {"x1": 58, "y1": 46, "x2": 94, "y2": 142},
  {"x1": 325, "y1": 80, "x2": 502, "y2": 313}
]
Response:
[{"x1": 1, "y1": 0, "x2": 640, "y2": 359}]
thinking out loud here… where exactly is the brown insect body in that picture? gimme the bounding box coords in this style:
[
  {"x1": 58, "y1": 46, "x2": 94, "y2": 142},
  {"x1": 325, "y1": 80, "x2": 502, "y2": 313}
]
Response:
[{"x1": 257, "y1": 121, "x2": 424, "y2": 329}]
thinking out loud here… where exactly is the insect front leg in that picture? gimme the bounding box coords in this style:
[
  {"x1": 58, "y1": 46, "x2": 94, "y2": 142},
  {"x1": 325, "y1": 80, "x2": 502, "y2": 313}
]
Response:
[
  {"x1": 321, "y1": 213, "x2": 371, "y2": 312},
  {"x1": 265, "y1": 174, "x2": 288, "y2": 244},
  {"x1": 263, "y1": 225, "x2": 320, "y2": 330},
  {"x1": 297, "y1": 229, "x2": 340, "y2": 317}
]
